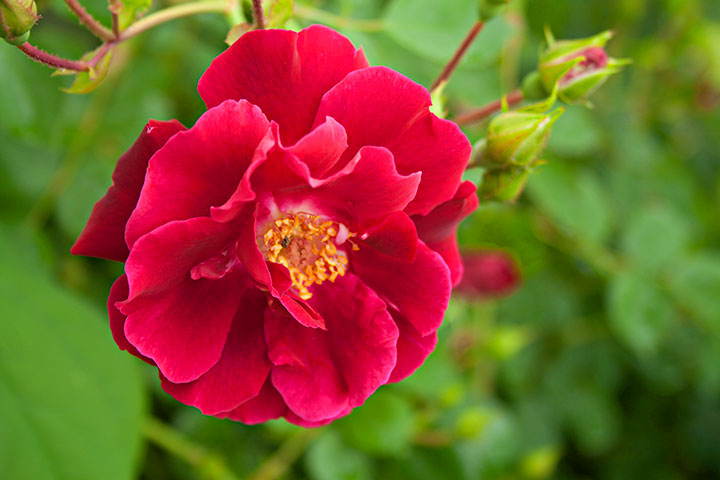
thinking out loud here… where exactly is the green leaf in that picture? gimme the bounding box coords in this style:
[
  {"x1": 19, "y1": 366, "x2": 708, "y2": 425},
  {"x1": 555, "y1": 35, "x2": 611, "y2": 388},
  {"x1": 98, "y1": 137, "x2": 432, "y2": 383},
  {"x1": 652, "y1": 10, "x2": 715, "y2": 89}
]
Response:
[
  {"x1": 305, "y1": 431, "x2": 372, "y2": 480},
  {"x1": 113, "y1": 0, "x2": 152, "y2": 30},
  {"x1": 527, "y1": 161, "x2": 613, "y2": 244},
  {"x1": 264, "y1": 0, "x2": 293, "y2": 28},
  {"x1": 0, "y1": 228, "x2": 146, "y2": 480},
  {"x1": 621, "y1": 205, "x2": 693, "y2": 273},
  {"x1": 336, "y1": 390, "x2": 414, "y2": 456},
  {"x1": 61, "y1": 47, "x2": 114, "y2": 94},
  {"x1": 607, "y1": 273, "x2": 674, "y2": 356},
  {"x1": 667, "y1": 252, "x2": 720, "y2": 329}
]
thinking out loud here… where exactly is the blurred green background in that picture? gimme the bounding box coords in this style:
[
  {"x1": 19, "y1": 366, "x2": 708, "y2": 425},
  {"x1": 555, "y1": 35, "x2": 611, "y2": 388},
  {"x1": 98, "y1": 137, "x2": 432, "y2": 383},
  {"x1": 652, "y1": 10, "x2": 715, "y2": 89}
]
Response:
[{"x1": 1, "y1": 0, "x2": 720, "y2": 478}]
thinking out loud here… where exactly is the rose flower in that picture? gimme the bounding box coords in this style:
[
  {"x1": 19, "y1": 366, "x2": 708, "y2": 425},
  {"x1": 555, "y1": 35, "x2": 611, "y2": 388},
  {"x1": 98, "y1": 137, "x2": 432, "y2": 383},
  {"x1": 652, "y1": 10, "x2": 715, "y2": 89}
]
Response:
[{"x1": 72, "y1": 25, "x2": 475, "y2": 426}]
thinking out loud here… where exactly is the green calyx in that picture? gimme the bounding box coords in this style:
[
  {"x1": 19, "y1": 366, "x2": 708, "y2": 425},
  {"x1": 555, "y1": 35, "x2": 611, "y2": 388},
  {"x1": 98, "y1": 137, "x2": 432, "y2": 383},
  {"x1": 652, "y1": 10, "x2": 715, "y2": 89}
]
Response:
[
  {"x1": 537, "y1": 27, "x2": 630, "y2": 104},
  {"x1": 485, "y1": 107, "x2": 564, "y2": 167},
  {"x1": 0, "y1": 0, "x2": 37, "y2": 44},
  {"x1": 477, "y1": 0, "x2": 509, "y2": 21}
]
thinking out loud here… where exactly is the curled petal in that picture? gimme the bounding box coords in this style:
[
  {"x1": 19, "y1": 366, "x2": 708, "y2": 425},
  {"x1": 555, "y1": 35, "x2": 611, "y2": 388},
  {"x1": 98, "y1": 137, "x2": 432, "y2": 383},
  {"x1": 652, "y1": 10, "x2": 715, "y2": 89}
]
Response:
[
  {"x1": 107, "y1": 274, "x2": 153, "y2": 364},
  {"x1": 160, "y1": 288, "x2": 270, "y2": 415},
  {"x1": 125, "y1": 100, "x2": 270, "y2": 249},
  {"x1": 220, "y1": 377, "x2": 287, "y2": 424},
  {"x1": 413, "y1": 181, "x2": 479, "y2": 285},
  {"x1": 388, "y1": 311, "x2": 438, "y2": 383},
  {"x1": 314, "y1": 66, "x2": 471, "y2": 215},
  {"x1": 199, "y1": 25, "x2": 368, "y2": 144},
  {"x1": 353, "y1": 240, "x2": 451, "y2": 337},
  {"x1": 72, "y1": 119, "x2": 185, "y2": 262},
  {"x1": 266, "y1": 275, "x2": 398, "y2": 423}
]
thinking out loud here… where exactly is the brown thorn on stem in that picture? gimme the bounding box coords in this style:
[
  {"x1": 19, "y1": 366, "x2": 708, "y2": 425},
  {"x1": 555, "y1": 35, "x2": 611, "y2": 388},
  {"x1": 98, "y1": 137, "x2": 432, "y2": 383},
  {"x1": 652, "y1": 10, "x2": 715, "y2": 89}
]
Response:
[
  {"x1": 430, "y1": 20, "x2": 484, "y2": 94},
  {"x1": 16, "y1": 42, "x2": 90, "y2": 71},
  {"x1": 251, "y1": 0, "x2": 265, "y2": 29},
  {"x1": 454, "y1": 89, "x2": 524, "y2": 125},
  {"x1": 63, "y1": 0, "x2": 114, "y2": 41}
]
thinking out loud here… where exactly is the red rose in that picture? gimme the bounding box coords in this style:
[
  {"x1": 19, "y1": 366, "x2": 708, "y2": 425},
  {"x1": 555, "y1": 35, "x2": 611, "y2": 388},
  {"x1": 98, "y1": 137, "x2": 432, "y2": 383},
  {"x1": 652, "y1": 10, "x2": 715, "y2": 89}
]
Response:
[
  {"x1": 455, "y1": 250, "x2": 520, "y2": 299},
  {"x1": 72, "y1": 25, "x2": 474, "y2": 426}
]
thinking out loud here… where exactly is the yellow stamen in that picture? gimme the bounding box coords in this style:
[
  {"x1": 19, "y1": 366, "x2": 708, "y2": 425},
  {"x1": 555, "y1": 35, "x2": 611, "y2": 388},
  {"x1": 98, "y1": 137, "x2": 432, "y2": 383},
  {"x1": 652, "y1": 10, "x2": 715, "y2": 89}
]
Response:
[{"x1": 261, "y1": 212, "x2": 357, "y2": 300}]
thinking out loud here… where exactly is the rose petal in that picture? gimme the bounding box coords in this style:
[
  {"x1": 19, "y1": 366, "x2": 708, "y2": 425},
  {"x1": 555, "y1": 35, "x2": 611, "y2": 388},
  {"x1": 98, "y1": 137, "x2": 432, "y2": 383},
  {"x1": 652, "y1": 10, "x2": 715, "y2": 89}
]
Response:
[
  {"x1": 283, "y1": 116, "x2": 348, "y2": 178},
  {"x1": 279, "y1": 294, "x2": 326, "y2": 330},
  {"x1": 266, "y1": 275, "x2": 398, "y2": 422},
  {"x1": 412, "y1": 181, "x2": 478, "y2": 286},
  {"x1": 71, "y1": 119, "x2": 185, "y2": 262},
  {"x1": 362, "y1": 211, "x2": 418, "y2": 262},
  {"x1": 121, "y1": 272, "x2": 245, "y2": 383},
  {"x1": 123, "y1": 217, "x2": 240, "y2": 299},
  {"x1": 160, "y1": 287, "x2": 270, "y2": 415},
  {"x1": 388, "y1": 311, "x2": 438, "y2": 383},
  {"x1": 198, "y1": 25, "x2": 368, "y2": 144},
  {"x1": 353, "y1": 240, "x2": 451, "y2": 337},
  {"x1": 273, "y1": 146, "x2": 421, "y2": 231},
  {"x1": 107, "y1": 274, "x2": 153, "y2": 364},
  {"x1": 314, "y1": 66, "x2": 471, "y2": 215},
  {"x1": 125, "y1": 100, "x2": 270, "y2": 249},
  {"x1": 220, "y1": 377, "x2": 287, "y2": 424}
]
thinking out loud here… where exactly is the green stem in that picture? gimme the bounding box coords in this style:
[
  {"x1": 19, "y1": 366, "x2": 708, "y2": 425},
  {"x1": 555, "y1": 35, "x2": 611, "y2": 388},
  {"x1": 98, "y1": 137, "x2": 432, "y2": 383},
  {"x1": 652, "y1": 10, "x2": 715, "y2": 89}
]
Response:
[
  {"x1": 249, "y1": 429, "x2": 320, "y2": 480},
  {"x1": 143, "y1": 417, "x2": 241, "y2": 480},
  {"x1": 118, "y1": 0, "x2": 230, "y2": 41},
  {"x1": 294, "y1": 5, "x2": 384, "y2": 32}
]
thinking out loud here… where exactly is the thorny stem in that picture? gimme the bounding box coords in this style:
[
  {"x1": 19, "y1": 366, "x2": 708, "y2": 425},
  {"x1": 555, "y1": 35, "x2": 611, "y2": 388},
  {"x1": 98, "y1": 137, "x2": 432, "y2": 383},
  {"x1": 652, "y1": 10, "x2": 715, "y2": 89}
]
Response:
[
  {"x1": 430, "y1": 21, "x2": 485, "y2": 94},
  {"x1": 294, "y1": 5, "x2": 384, "y2": 32},
  {"x1": 16, "y1": 42, "x2": 91, "y2": 71},
  {"x1": 112, "y1": 12, "x2": 120, "y2": 37},
  {"x1": 251, "y1": 0, "x2": 265, "y2": 28},
  {"x1": 16, "y1": 0, "x2": 231, "y2": 71},
  {"x1": 63, "y1": 0, "x2": 115, "y2": 42},
  {"x1": 454, "y1": 89, "x2": 524, "y2": 125}
]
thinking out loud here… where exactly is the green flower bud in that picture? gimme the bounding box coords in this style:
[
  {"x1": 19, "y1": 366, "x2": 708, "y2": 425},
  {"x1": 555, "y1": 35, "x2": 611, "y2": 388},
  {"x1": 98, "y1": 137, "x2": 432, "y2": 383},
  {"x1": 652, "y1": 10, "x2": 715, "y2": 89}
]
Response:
[
  {"x1": 538, "y1": 28, "x2": 630, "y2": 104},
  {"x1": 0, "y1": 0, "x2": 38, "y2": 44},
  {"x1": 479, "y1": 165, "x2": 532, "y2": 202},
  {"x1": 484, "y1": 107, "x2": 564, "y2": 167}
]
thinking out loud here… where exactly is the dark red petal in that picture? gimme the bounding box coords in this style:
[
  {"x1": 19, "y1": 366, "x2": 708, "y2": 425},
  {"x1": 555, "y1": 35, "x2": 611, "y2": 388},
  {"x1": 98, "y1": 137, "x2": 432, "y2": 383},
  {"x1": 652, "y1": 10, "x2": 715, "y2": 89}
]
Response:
[
  {"x1": 160, "y1": 288, "x2": 270, "y2": 415},
  {"x1": 352, "y1": 240, "x2": 451, "y2": 337},
  {"x1": 285, "y1": 408, "x2": 352, "y2": 428},
  {"x1": 412, "y1": 181, "x2": 479, "y2": 286},
  {"x1": 210, "y1": 127, "x2": 276, "y2": 224},
  {"x1": 220, "y1": 377, "x2": 287, "y2": 424},
  {"x1": 283, "y1": 116, "x2": 348, "y2": 178},
  {"x1": 279, "y1": 294, "x2": 326, "y2": 330},
  {"x1": 125, "y1": 100, "x2": 269, "y2": 249},
  {"x1": 362, "y1": 212, "x2": 418, "y2": 262},
  {"x1": 198, "y1": 25, "x2": 368, "y2": 144},
  {"x1": 388, "y1": 311, "x2": 438, "y2": 383},
  {"x1": 265, "y1": 275, "x2": 398, "y2": 422},
  {"x1": 71, "y1": 119, "x2": 185, "y2": 262},
  {"x1": 108, "y1": 274, "x2": 153, "y2": 364},
  {"x1": 123, "y1": 217, "x2": 240, "y2": 300},
  {"x1": 314, "y1": 66, "x2": 471, "y2": 215},
  {"x1": 121, "y1": 272, "x2": 245, "y2": 383},
  {"x1": 274, "y1": 146, "x2": 420, "y2": 231}
]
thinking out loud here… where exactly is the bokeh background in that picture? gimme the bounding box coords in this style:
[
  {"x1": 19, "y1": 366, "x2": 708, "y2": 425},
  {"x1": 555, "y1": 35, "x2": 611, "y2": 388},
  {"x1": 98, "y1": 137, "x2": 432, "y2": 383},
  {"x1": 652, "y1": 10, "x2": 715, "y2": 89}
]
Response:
[{"x1": 2, "y1": 0, "x2": 720, "y2": 478}]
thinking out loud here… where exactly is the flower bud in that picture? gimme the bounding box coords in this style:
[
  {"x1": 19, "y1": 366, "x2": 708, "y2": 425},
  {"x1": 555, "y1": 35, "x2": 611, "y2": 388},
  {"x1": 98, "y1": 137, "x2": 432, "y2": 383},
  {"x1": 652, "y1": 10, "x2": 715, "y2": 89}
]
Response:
[
  {"x1": 538, "y1": 29, "x2": 630, "y2": 104},
  {"x1": 455, "y1": 250, "x2": 520, "y2": 299},
  {"x1": 479, "y1": 164, "x2": 531, "y2": 202},
  {"x1": 0, "y1": 0, "x2": 38, "y2": 45},
  {"x1": 484, "y1": 107, "x2": 563, "y2": 167}
]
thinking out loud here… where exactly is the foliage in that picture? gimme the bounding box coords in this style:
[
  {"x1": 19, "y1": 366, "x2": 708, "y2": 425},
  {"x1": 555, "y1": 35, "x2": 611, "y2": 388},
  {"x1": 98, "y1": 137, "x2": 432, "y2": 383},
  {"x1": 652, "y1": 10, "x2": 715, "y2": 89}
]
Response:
[{"x1": 1, "y1": 0, "x2": 719, "y2": 478}]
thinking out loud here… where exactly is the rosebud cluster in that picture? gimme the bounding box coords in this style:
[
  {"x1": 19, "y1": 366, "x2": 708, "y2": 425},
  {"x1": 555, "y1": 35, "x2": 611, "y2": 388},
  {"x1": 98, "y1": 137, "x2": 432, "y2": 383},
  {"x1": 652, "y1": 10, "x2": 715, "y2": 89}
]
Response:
[
  {"x1": 536, "y1": 29, "x2": 630, "y2": 105},
  {"x1": 478, "y1": 106, "x2": 563, "y2": 201},
  {"x1": 0, "y1": 0, "x2": 37, "y2": 45}
]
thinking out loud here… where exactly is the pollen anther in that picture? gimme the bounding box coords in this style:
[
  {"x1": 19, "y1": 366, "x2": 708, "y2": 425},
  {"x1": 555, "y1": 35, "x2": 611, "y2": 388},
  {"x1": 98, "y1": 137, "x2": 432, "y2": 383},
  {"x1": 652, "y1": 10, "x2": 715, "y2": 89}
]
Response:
[{"x1": 262, "y1": 213, "x2": 356, "y2": 300}]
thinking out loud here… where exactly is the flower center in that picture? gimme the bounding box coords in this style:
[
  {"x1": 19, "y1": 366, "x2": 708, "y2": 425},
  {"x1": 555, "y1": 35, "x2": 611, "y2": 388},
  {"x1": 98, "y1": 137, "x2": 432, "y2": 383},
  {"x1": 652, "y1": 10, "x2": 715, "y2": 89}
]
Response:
[{"x1": 262, "y1": 212, "x2": 357, "y2": 300}]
